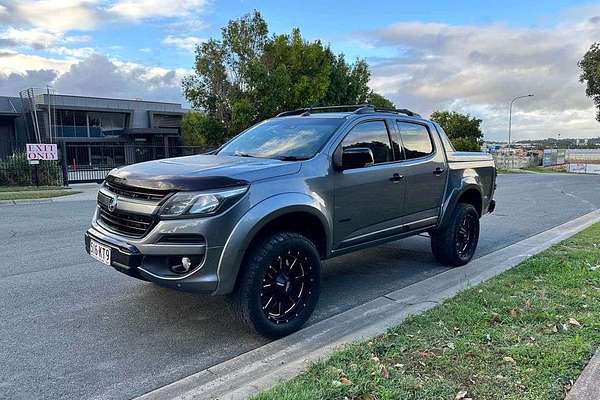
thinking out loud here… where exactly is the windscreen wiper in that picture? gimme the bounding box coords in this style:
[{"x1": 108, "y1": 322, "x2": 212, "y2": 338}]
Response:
[
  {"x1": 234, "y1": 152, "x2": 257, "y2": 158},
  {"x1": 275, "y1": 155, "x2": 310, "y2": 161}
]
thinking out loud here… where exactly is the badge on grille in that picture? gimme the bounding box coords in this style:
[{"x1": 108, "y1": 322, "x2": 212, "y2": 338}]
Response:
[{"x1": 108, "y1": 195, "x2": 118, "y2": 212}]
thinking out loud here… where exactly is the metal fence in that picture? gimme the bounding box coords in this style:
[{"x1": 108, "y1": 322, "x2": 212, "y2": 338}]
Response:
[
  {"x1": 492, "y1": 154, "x2": 540, "y2": 169},
  {"x1": 64, "y1": 144, "x2": 210, "y2": 183},
  {"x1": 1, "y1": 144, "x2": 211, "y2": 186}
]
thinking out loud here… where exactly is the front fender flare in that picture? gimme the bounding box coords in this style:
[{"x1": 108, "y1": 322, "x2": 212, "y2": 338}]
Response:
[{"x1": 213, "y1": 192, "x2": 331, "y2": 295}]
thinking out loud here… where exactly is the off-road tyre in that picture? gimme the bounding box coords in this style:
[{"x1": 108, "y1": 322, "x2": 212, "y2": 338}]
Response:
[
  {"x1": 229, "y1": 231, "x2": 321, "y2": 338},
  {"x1": 430, "y1": 203, "x2": 480, "y2": 267}
]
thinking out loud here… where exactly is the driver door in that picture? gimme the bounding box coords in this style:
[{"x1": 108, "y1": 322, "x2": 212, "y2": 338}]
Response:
[{"x1": 332, "y1": 119, "x2": 406, "y2": 249}]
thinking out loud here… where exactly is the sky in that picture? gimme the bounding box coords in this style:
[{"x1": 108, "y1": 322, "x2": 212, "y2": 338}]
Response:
[{"x1": 1, "y1": 0, "x2": 600, "y2": 141}]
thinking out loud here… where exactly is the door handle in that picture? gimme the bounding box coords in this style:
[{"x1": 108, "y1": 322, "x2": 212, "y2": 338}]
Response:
[
  {"x1": 433, "y1": 167, "x2": 445, "y2": 176},
  {"x1": 389, "y1": 173, "x2": 404, "y2": 183}
]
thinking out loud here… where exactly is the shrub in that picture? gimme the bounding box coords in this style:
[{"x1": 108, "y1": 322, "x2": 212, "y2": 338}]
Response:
[{"x1": 0, "y1": 152, "x2": 63, "y2": 186}]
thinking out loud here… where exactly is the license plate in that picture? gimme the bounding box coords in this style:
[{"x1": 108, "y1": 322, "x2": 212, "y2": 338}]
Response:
[{"x1": 90, "y1": 239, "x2": 111, "y2": 266}]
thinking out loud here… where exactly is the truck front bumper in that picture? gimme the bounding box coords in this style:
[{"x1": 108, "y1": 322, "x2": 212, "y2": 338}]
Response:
[{"x1": 85, "y1": 225, "x2": 221, "y2": 294}]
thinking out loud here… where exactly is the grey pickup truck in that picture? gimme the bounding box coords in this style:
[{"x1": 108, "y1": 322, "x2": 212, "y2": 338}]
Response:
[{"x1": 85, "y1": 105, "x2": 496, "y2": 338}]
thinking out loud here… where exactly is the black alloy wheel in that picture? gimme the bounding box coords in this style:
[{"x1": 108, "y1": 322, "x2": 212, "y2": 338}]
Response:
[
  {"x1": 456, "y1": 211, "x2": 478, "y2": 259},
  {"x1": 230, "y1": 231, "x2": 321, "y2": 338},
  {"x1": 260, "y1": 250, "x2": 314, "y2": 324},
  {"x1": 430, "y1": 202, "x2": 480, "y2": 267}
]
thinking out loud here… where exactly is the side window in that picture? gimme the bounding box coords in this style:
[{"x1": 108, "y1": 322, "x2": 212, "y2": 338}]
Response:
[
  {"x1": 341, "y1": 121, "x2": 392, "y2": 164},
  {"x1": 397, "y1": 122, "x2": 433, "y2": 159}
]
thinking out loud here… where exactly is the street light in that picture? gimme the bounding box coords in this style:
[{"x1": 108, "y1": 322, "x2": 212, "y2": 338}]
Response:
[{"x1": 508, "y1": 94, "x2": 534, "y2": 168}]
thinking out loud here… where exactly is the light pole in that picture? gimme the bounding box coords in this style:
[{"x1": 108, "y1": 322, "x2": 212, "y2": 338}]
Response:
[{"x1": 508, "y1": 94, "x2": 534, "y2": 168}]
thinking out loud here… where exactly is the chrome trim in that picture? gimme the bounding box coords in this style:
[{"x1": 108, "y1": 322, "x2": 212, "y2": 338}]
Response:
[
  {"x1": 98, "y1": 187, "x2": 159, "y2": 215},
  {"x1": 138, "y1": 250, "x2": 208, "y2": 281}
]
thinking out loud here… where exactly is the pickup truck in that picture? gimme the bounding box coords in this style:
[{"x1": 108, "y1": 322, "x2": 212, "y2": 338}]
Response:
[{"x1": 85, "y1": 105, "x2": 496, "y2": 338}]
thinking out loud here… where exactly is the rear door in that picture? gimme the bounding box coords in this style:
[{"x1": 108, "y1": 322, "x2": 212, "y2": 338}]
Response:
[
  {"x1": 395, "y1": 120, "x2": 447, "y2": 221},
  {"x1": 332, "y1": 119, "x2": 406, "y2": 248}
]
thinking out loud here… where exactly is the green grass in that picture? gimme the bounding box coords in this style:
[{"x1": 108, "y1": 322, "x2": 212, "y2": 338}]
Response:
[
  {"x1": 523, "y1": 166, "x2": 568, "y2": 174},
  {"x1": 254, "y1": 224, "x2": 600, "y2": 400},
  {"x1": 0, "y1": 188, "x2": 79, "y2": 200},
  {"x1": 497, "y1": 168, "x2": 527, "y2": 174},
  {"x1": 0, "y1": 185, "x2": 68, "y2": 192}
]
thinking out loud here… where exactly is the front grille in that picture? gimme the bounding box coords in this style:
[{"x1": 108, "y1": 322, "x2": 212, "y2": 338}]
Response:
[
  {"x1": 97, "y1": 195, "x2": 155, "y2": 238},
  {"x1": 104, "y1": 180, "x2": 168, "y2": 202},
  {"x1": 98, "y1": 205, "x2": 155, "y2": 237}
]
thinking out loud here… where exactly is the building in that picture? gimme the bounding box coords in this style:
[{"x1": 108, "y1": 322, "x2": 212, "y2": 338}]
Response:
[{"x1": 0, "y1": 90, "x2": 188, "y2": 168}]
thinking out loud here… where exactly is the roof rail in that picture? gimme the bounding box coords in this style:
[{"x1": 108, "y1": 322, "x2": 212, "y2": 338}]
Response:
[
  {"x1": 276, "y1": 104, "x2": 370, "y2": 117},
  {"x1": 371, "y1": 106, "x2": 420, "y2": 117},
  {"x1": 275, "y1": 104, "x2": 420, "y2": 118}
]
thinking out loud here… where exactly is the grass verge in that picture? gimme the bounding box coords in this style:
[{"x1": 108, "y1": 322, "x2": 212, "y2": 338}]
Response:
[
  {"x1": 523, "y1": 166, "x2": 568, "y2": 174},
  {"x1": 254, "y1": 223, "x2": 600, "y2": 400},
  {"x1": 496, "y1": 168, "x2": 526, "y2": 174},
  {"x1": 0, "y1": 185, "x2": 69, "y2": 192},
  {"x1": 0, "y1": 187, "x2": 79, "y2": 200}
]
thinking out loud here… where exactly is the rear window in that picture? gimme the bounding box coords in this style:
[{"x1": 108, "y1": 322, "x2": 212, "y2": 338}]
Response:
[{"x1": 397, "y1": 122, "x2": 434, "y2": 159}]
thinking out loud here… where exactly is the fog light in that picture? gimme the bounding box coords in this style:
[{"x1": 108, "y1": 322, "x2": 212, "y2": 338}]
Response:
[
  {"x1": 181, "y1": 257, "x2": 192, "y2": 271},
  {"x1": 170, "y1": 257, "x2": 192, "y2": 274},
  {"x1": 169, "y1": 256, "x2": 204, "y2": 275}
]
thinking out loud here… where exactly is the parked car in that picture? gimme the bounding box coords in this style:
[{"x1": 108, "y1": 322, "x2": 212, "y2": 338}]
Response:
[{"x1": 85, "y1": 105, "x2": 496, "y2": 338}]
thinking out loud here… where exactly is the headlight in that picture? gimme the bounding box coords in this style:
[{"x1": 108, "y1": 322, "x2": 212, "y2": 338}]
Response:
[{"x1": 159, "y1": 186, "x2": 248, "y2": 218}]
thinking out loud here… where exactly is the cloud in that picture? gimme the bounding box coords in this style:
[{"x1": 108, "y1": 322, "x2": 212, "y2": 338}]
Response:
[
  {"x1": 0, "y1": 53, "x2": 185, "y2": 103},
  {"x1": 0, "y1": 0, "x2": 103, "y2": 33},
  {"x1": 53, "y1": 55, "x2": 186, "y2": 103},
  {"x1": 0, "y1": 0, "x2": 208, "y2": 34},
  {"x1": 0, "y1": 51, "x2": 74, "y2": 76},
  {"x1": 0, "y1": 69, "x2": 58, "y2": 95},
  {"x1": 107, "y1": 0, "x2": 208, "y2": 21},
  {"x1": 49, "y1": 46, "x2": 97, "y2": 59},
  {"x1": 0, "y1": 27, "x2": 63, "y2": 49},
  {"x1": 162, "y1": 35, "x2": 205, "y2": 52},
  {"x1": 358, "y1": 15, "x2": 600, "y2": 140}
]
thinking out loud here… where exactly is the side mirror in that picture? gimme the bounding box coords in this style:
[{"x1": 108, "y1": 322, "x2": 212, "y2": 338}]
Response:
[{"x1": 334, "y1": 147, "x2": 375, "y2": 170}]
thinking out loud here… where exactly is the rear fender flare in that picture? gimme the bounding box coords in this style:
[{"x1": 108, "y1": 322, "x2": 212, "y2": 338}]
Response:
[{"x1": 438, "y1": 176, "x2": 483, "y2": 229}]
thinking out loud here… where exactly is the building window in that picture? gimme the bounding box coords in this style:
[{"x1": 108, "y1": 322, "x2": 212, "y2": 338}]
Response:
[
  {"x1": 56, "y1": 110, "x2": 87, "y2": 137},
  {"x1": 152, "y1": 113, "x2": 181, "y2": 128},
  {"x1": 54, "y1": 110, "x2": 127, "y2": 138},
  {"x1": 88, "y1": 112, "x2": 127, "y2": 136}
]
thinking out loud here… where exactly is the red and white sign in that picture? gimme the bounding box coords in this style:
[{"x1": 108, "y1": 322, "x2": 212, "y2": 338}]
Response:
[{"x1": 26, "y1": 143, "x2": 58, "y2": 161}]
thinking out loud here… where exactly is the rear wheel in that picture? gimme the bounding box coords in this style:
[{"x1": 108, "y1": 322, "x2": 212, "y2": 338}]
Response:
[
  {"x1": 230, "y1": 231, "x2": 321, "y2": 338},
  {"x1": 431, "y1": 203, "x2": 480, "y2": 267}
]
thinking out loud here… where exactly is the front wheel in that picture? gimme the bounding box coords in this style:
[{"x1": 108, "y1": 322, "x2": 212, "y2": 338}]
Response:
[
  {"x1": 230, "y1": 231, "x2": 321, "y2": 338},
  {"x1": 430, "y1": 203, "x2": 480, "y2": 267}
]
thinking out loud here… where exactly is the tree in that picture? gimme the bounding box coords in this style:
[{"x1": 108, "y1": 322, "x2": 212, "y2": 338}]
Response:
[
  {"x1": 579, "y1": 42, "x2": 600, "y2": 122},
  {"x1": 430, "y1": 110, "x2": 483, "y2": 151},
  {"x1": 180, "y1": 111, "x2": 225, "y2": 148},
  {"x1": 367, "y1": 92, "x2": 395, "y2": 108},
  {"x1": 182, "y1": 11, "x2": 394, "y2": 145},
  {"x1": 450, "y1": 137, "x2": 482, "y2": 152}
]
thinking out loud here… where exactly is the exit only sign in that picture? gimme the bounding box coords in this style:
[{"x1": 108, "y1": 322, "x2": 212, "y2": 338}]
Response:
[{"x1": 26, "y1": 144, "x2": 58, "y2": 161}]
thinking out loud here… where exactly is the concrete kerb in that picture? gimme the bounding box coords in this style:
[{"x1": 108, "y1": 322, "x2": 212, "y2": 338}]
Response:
[
  {"x1": 136, "y1": 209, "x2": 600, "y2": 400},
  {"x1": 566, "y1": 348, "x2": 600, "y2": 400}
]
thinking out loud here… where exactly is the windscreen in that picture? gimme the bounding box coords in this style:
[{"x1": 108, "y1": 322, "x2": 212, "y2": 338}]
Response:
[{"x1": 218, "y1": 117, "x2": 343, "y2": 160}]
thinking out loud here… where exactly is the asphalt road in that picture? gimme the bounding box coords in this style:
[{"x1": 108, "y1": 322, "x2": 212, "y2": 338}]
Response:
[{"x1": 1, "y1": 173, "x2": 599, "y2": 400}]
